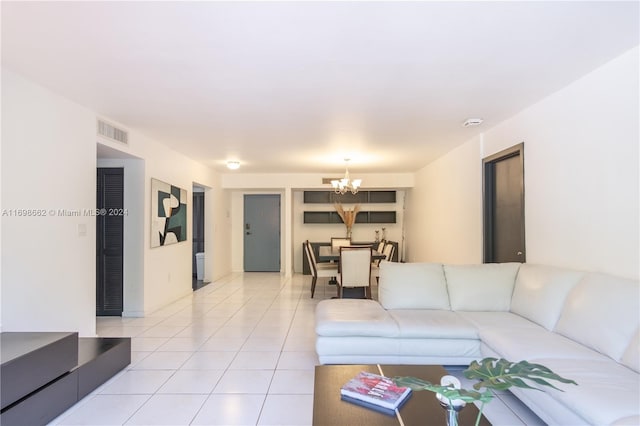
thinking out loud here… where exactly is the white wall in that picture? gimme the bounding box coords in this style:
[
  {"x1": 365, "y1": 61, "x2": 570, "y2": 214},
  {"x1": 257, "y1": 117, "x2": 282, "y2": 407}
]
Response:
[
  {"x1": 1, "y1": 68, "x2": 232, "y2": 335},
  {"x1": 406, "y1": 140, "x2": 483, "y2": 264},
  {"x1": 2, "y1": 69, "x2": 98, "y2": 335},
  {"x1": 222, "y1": 171, "x2": 414, "y2": 275},
  {"x1": 98, "y1": 128, "x2": 230, "y2": 314},
  {"x1": 407, "y1": 46, "x2": 639, "y2": 279}
]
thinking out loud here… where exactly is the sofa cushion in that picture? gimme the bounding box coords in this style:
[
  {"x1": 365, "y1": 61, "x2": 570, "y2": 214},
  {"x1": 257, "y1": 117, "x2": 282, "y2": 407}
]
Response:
[
  {"x1": 315, "y1": 299, "x2": 399, "y2": 337},
  {"x1": 479, "y1": 327, "x2": 611, "y2": 362},
  {"x1": 399, "y1": 338, "x2": 481, "y2": 359},
  {"x1": 444, "y1": 263, "x2": 520, "y2": 311},
  {"x1": 316, "y1": 336, "x2": 401, "y2": 356},
  {"x1": 555, "y1": 273, "x2": 640, "y2": 361},
  {"x1": 457, "y1": 311, "x2": 541, "y2": 330},
  {"x1": 621, "y1": 328, "x2": 639, "y2": 373},
  {"x1": 528, "y1": 358, "x2": 640, "y2": 426},
  {"x1": 387, "y1": 310, "x2": 477, "y2": 338},
  {"x1": 510, "y1": 264, "x2": 583, "y2": 330},
  {"x1": 612, "y1": 415, "x2": 640, "y2": 425},
  {"x1": 378, "y1": 262, "x2": 450, "y2": 310}
]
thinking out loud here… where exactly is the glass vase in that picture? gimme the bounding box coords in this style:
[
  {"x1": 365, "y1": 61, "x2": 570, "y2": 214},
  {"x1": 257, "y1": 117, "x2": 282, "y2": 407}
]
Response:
[{"x1": 440, "y1": 401, "x2": 464, "y2": 426}]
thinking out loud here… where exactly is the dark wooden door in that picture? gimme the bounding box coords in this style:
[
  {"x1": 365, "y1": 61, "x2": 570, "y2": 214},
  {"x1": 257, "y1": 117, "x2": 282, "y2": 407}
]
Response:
[
  {"x1": 243, "y1": 194, "x2": 281, "y2": 272},
  {"x1": 96, "y1": 168, "x2": 124, "y2": 316},
  {"x1": 192, "y1": 191, "x2": 205, "y2": 277},
  {"x1": 483, "y1": 143, "x2": 525, "y2": 263}
]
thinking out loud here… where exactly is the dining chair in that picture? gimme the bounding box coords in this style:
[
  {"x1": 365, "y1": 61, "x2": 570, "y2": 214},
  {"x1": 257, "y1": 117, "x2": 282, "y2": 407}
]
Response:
[
  {"x1": 305, "y1": 240, "x2": 338, "y2": 298},
  {"x1": 329, "y1": 237, "x2": 351, "y2": 282},
  {"x1": 372, "y1": 241, "x2": 386, "y2": 268},
  {"x1": 337, "y1": 246, "x2": 372, "y2": 299},
  {"x1": 331, "y1": 237, "x2": 352, "y2": 250},
  {"x1": 371, "y1": 243, "x2": 396, "y2": 282}
]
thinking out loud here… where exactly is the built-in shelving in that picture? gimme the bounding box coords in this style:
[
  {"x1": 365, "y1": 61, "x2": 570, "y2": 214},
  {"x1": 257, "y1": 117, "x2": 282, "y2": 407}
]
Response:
[
  {"x1": 303, "y1": 190, "x2": 396, "y2": 204},
  {"x1": 303, "y1": 190, "x2": 397, "y2": 224},
  {"x1": 303, "y1": 211, "x2": 396, "y2": 224}
]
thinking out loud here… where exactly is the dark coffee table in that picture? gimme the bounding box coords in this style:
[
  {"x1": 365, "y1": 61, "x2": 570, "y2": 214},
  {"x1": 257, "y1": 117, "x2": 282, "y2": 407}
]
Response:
[{"x1": 313, "y1": 364, "x2": 491, "y2": 426}]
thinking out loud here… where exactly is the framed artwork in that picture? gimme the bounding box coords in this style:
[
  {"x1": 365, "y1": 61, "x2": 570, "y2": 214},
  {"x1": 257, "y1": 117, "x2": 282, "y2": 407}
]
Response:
[{"x1": 151, "y1": 178, "x2": 188, "y2": 247}]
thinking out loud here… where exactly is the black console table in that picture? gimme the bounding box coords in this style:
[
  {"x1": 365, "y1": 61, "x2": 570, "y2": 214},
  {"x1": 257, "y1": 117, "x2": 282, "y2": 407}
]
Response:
[{"x1": 0, "y1": 332, "x2": 130, "y2": 426}]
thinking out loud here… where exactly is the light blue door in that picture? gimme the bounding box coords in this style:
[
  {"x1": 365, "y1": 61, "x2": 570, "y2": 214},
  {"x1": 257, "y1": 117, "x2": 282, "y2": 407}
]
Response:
[{"x1": 243, "y1": 194, "x2": 281, "y2": 272}]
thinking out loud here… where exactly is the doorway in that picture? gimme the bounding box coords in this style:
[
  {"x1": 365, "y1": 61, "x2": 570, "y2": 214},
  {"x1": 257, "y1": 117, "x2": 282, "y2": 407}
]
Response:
[
  {"x1": 96, "y1": 167, "x2": 124, "y2": 316},
  {"x1": 483, "y1": 143, "x2": 526, "y2": 263},
  {"x1": 243, "y1": 194, "x2": 281, "y2": 272},
  {"x1": 192, "y1": 186, "x2": 206, "y2": 290}
]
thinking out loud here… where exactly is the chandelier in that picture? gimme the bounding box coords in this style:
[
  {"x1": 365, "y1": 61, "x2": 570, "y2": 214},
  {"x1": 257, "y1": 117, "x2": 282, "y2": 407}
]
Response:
[{"x1": 331, "y1": 159, "x2": 362, "y2": 195}]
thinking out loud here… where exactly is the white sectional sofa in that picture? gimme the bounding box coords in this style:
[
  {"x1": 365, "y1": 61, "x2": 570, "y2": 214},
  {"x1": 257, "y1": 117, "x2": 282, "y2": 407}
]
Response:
[{"x1": 315, "y1": 262, "x2": 640, "y2": 425}]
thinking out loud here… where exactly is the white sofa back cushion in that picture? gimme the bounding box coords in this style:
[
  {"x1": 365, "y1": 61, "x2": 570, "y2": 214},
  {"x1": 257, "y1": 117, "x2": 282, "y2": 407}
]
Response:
[
  {"x1": 510, "y1": 264, "x2": 583, "y2": 330},
  {"x1": 444, "y1": 263, "x2": 520, "y2": 311},
  {"x1": 379, "y1": 262, "x2": 450, "y2": 310},
  {"x1": 555, "y1": 273, "x2": 640, "y2": 361}
]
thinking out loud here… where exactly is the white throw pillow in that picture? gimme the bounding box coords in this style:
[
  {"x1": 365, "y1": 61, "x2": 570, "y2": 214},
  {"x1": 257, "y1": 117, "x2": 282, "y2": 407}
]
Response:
[
  {"x1": 378, "y1": 262, "x2": 450, "y2": 310},
  {"x1": 444, "y1": 263, "x2": 520, "y2": 311},
  {"x1": 555, "y1": 273, "x2": 640, "y2": 361},
  {"x1": 510, "y1": 264, "x2": 583, "y2": 330}
]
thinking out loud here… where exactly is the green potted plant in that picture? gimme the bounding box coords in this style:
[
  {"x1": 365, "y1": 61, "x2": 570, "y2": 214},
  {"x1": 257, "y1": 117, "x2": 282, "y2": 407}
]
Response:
[{"x1": 394, "y1": 357, "x2": 577, "y2": 426}]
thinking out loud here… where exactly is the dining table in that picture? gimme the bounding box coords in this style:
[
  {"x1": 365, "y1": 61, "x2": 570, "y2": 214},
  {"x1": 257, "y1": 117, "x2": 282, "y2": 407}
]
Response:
[
  {"x1": 316, "y1": 245, "x2": 386, "y2": 296},
  {"x1": 317, "y1": 245, "x2": 386, "y2": 263}
]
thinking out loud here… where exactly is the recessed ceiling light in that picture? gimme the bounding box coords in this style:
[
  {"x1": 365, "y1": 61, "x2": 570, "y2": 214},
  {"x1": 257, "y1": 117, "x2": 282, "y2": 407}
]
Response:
[
  {"x1": 226, "y1": 161, "x2": 240, "y2": 170},
  {"x1": 463, "y1": 118, "x2": 484, "y2": 127}
]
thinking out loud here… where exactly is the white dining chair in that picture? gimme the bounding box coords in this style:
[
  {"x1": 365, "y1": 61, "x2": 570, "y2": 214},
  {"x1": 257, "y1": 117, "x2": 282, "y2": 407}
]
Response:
[
  {"x1": 337, "y1": 246, "x2": 372, "y2": 299},
  {"x1": 371, "y1": 243, "x2": 395, "y2": 282},
  {"x1": 305, "y1": 240, "x2": 338, "y2": 298},
  {"x1": 372, "y1": 241, "x2": 386, "y2": 268}
]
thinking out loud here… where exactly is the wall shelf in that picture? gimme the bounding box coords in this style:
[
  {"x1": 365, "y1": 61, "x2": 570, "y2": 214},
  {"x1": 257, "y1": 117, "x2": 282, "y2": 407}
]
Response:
[
  {"x1": 303, "y1": 211, "x2": 396, "y2": 224},
  {"x1": 303, "y1": 190, "x2": 396, "y2": 204}
]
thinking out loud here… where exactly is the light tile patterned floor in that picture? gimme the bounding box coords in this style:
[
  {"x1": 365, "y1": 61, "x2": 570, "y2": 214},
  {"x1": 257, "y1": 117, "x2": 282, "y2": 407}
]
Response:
[{"x1": 49, "y1": 273, "x2": 543, "y2": 426}]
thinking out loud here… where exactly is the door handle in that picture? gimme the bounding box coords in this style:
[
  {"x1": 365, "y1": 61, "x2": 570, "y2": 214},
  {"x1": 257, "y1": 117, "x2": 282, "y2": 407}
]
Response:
[
  {"x1": 517, "y1": 251, "x2": 523, "y2": 256},
  {"x1": 246, "y1": 232, "x2": 252, "y2": 235}
]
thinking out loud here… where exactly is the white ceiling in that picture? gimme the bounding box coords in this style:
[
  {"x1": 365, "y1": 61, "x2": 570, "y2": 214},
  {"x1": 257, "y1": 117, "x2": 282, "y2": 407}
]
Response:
[{"x1": 2, "y1": 1, "x2": 638, "y2": 174}]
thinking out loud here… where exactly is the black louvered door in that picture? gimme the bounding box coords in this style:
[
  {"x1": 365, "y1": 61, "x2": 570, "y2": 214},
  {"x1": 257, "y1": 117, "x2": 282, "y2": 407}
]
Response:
[{"x1": 96, "y1": 168, "x2": 124, "y2": 316}]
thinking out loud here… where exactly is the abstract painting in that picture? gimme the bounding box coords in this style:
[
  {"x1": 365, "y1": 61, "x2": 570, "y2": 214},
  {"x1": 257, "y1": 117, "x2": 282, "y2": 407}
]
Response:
[{"x1": 151, "y1": 178, "x2": 188, "y2": 247}]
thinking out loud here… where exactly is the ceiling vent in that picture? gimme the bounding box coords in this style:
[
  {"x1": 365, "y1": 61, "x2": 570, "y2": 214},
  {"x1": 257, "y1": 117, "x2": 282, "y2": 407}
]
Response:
[
  {"x1": 462, "y1": 118, "x2": 484, "y2": 128},
  {"x1": 322, "y1": 178, "x2": 340, "y2": 184},
  {"x1": 97, "y1": 119, "x2": 128, "y2": 144}
]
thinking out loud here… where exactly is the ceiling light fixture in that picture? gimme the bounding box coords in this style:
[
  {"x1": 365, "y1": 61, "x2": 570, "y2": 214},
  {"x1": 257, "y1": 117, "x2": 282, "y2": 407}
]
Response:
[
  {"x1": 331, "y1": 159, "x2": 362, "y2": 195},
  {"x1": 226, "y1": 161, "x2": 240, "y2": 170}
]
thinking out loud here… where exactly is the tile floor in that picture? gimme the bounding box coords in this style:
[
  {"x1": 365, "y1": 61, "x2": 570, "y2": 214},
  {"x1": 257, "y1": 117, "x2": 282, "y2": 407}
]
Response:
[{"x1": 49, "y1": 272, "x2": 544, "y2": 426}]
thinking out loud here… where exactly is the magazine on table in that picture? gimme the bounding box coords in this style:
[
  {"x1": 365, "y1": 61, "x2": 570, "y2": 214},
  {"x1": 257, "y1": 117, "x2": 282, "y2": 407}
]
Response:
[{"x1": 340, "y1": 371, "x2": 412, "y2": 415}]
